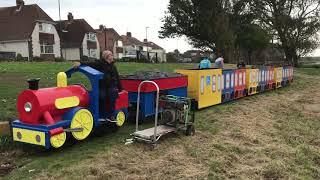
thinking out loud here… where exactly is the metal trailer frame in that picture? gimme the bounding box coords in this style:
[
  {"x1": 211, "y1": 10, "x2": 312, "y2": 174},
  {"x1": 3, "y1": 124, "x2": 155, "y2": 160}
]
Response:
[{"x1": 130, "y1": 80, "x2": 195, "y2": 147}]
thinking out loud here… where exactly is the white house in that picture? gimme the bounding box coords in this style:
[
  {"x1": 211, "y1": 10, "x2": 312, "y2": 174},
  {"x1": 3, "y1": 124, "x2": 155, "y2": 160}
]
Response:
[
  {"x1": 0, "y1": 1, "x2": 61, "y2": 60},
  {"x1": 143, "y1": 39, "x2": 167, "y2": 63},
  {"x1": 121, "y1": 32, "x2": 144, "y2": 59},
  {"x1": 55, "y1": 13, "x2": 100, "y2": 61}
]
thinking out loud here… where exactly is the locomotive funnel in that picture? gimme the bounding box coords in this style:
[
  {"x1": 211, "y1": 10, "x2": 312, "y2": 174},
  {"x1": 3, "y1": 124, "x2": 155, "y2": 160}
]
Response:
[{"x1": 27, "y1": 78, "x2": 40, "y2": 90}]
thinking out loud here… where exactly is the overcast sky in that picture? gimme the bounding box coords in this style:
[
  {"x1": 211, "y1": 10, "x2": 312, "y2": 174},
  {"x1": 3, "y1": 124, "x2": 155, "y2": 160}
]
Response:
[
  {"x1": 1, "y1": 0, "x2": 320, "y2": 56},
  {"x1": 1, "y1": 0, "x2": 193, "y2": 53}
]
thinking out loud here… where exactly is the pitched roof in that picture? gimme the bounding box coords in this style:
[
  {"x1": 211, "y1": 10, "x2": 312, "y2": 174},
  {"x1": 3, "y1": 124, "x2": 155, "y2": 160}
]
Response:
[
  {"x1": 55, "y1": 19, "x2": 95, "y2": 48},
  {"x1": 121, "y1": 35, "x2": 144, "y2": 46},
  {"x1": 144, "y1": 41, "x2": 164, "y2": 50},
  {"x1": 95, "y1": 28, "x2": 121, "y2": 40},
  {"x1": 0, "y1": 4, "x2": 54, "y2": 42}
]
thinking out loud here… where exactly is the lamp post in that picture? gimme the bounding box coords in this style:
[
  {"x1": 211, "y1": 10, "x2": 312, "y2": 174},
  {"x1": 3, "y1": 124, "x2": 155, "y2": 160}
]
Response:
[
  {"x1": 145, "y1": 27, "x2": 149, "y2": 61},
  {"x1": 145, "y1": 27, "x2": 149, "y2": 41},
  {"x1": 58, "y1": 0, "x2": 63, "y2": 58}
]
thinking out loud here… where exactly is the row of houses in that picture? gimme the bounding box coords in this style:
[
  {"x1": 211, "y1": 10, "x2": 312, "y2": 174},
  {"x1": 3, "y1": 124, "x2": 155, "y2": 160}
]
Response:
[{"x1": 0, "y1": 1, "x2": 166, "y2": 62}]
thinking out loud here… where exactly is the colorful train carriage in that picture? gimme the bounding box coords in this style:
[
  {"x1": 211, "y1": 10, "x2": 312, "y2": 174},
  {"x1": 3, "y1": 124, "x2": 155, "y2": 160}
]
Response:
[
  {"x1": 120, "y1": 72, "x2": 188, "y2": 121},
  {"x1": 288, "y1": 66, "x2": 294, "y2": 83},
  {"x1": 274, "y1": 67, "x2": 283, "y2": 89},
  {"x1": 12, "y1": 66, "x2": 128, "y2": 149},
  {"x1": 266, "y1": 66, "x2": 275, "y2": 90},
  {"x1": 234, "y1": 68, "x2": 246, "y2": 99},
  {"x1": 257, "y1": 67, "x2": 268, "y2": 93},
  {"x1": 245, "y1": 68, "x2": 259, "y2": 95},
  {"x1": 282, "y1": 66, "x2": 290, "y2": 87},
  {"x1": 176, "y1": 68, "x2": 222, "y2": 109},
  {"x1": 221, "y1": 69, "x2": 235, "y2": 103}
]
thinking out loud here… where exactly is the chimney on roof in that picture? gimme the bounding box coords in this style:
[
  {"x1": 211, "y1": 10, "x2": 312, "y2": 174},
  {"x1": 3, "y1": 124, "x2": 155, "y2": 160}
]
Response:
[
  {"x1": 143, "y1": 39, "x2": 148, "y2": 43},
  {"x1": 16, "y1": 0, "x2": 24, "y2": 6},
  {"x1": 126, "y1": 32, "x2": 132, "y2": 38},
  {"x1": 99, "y1": 25, "x2": 105, "y2": 31},
  {"x1": 16, "y1": 0, "x2": 24, "y2": 11},
  {"x1": 68, "y1": 12, "x2": 74, "y2": 22}
]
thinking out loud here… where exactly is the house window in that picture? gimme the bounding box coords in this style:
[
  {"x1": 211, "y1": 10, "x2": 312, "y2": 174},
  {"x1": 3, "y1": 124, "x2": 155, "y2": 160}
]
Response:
[
  {"x1": 40, "y1": 43, "x2": 54, "y2": 54},
  {"x1": 87, "y1": 33, "x2": 96, "y2": 41},
  {"x1": 89, "y1": 49, "x2": 96, "y2": 58},
  {"x1": 39, "y1": 23, "x2": 53, "y2": 33},
  {"x1": 39, "y1": 23, "x2": 43, "y2": 31}
]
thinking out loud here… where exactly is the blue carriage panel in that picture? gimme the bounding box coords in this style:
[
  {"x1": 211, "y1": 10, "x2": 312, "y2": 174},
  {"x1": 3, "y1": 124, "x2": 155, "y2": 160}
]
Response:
[
  {"x1": 282, "y1": 66, "x2": 289, "y2": 86},
  {"x1": 222, "y1": 69, "x2": 235, "y2": 103},
  {"x1": 258, "y1": 67, "x2": 268, "y2": 92},
  {"x1": 167, "y1": 87, "x2": 187, "y2": 97}
]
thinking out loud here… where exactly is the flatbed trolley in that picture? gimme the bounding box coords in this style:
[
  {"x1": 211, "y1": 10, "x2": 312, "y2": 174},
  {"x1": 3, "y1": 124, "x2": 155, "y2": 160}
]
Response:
[{"x1": 129, "y1": 81, "x2": 196, "y2": 147}]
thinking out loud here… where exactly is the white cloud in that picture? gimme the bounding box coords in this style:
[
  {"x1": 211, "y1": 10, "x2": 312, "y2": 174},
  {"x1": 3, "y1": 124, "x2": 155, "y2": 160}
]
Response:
[{"x1": 1, "y1": 0, "x2": 193, "y2": 53}]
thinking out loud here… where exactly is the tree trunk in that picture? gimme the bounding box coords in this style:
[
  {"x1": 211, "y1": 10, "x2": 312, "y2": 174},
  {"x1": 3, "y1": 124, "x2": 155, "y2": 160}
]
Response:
[{"x1": 292, "y1": 51, "x2": 299, "y2": 67}]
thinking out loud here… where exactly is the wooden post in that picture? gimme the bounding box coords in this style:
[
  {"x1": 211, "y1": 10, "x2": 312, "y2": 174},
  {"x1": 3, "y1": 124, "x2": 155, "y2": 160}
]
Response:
[{"x1": 0, "y1": 121, "x2": 11, "y2": 136}]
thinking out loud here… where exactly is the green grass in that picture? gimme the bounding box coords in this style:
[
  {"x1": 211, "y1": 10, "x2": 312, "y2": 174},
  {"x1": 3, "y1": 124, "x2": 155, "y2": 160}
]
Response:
[
  {"x1": 295, "y1": 68, "x2": 320, "y2": 76},
  {"x1": 0, "y1": 62, "x2": 319, "y2": 179}
]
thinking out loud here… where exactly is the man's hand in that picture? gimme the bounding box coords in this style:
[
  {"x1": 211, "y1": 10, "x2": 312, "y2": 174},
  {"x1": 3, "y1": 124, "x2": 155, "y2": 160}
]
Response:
[{"x1": 73, "y1": 62, "x2": 81, "y2": 68}]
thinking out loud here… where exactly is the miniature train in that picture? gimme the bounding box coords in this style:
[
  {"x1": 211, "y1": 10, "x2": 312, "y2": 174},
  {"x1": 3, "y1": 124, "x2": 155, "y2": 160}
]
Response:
[
  {"x1": 12, "y1": 66, "x2": 128, "y2": 149},
  {"x1": 11, "y1": 65, "x2": 293, "y2": 149}
]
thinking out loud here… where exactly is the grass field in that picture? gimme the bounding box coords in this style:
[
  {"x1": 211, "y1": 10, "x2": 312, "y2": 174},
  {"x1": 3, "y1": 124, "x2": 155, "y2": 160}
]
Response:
[{"x1": 0, "y1": 62, "x2": 319, "y2": 179}]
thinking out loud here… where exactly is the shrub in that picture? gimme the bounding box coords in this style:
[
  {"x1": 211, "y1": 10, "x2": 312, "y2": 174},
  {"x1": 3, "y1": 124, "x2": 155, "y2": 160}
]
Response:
[
  {"x1": 32, "y1": 56, "x2": 45, "y2": 62},
  {"x1": 54, "y1": 57, "x2": 66, "y2": 62},
  {"x1": 16, "y1": 53, "x2": 24, "y2": 61}
]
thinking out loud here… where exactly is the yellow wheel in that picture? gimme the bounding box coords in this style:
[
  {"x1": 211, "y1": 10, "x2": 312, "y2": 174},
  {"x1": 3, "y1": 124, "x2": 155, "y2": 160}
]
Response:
[
  {"x1": 70, "y1": 109, "x2": 94, "y2": 140},
  {"x1": 116, "y1": 111, "x2": 126, "y2": 127},
  {"x1": 50, "y1": 132, "x2": 66, "y2": 148}
]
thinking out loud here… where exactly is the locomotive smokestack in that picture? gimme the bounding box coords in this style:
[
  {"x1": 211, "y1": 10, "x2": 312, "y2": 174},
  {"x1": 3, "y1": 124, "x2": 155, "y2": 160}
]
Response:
[{"x1": 27, "y1": 78, "x2": 40, "y2": 90}]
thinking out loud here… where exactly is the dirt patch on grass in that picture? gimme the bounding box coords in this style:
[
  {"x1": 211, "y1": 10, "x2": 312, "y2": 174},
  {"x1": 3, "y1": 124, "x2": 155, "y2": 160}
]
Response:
[
  {"x1": 302, "y1": 91, "x2": 320, "y2": 117},
  {"x1": 40, "y1": 143, "x2": 208, "y2": 179},
  {"x1": 0, "y1": 72, "x2": 26, "y2": 85},
  {"x1": 0, "y1": 150, "x2": 25, "y2": 177}
]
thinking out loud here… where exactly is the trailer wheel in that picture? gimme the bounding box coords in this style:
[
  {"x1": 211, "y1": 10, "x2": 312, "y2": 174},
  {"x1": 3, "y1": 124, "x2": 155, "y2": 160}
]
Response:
[{"x1": 186, "y1": 125, "x2": 195, "y2": 136}]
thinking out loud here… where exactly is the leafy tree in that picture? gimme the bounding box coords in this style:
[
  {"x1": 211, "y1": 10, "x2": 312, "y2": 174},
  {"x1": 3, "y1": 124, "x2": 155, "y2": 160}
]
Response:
[
  {"x1": 159, "y1": 0, "x2": 235, "y2": 60},
  {"x1": 250, "y1": 0, "x2": 320, "y2": 66},
  {"x1": 230, "y1": 3, "x2": 271, "y2": 64},
  {"x1": 159, "y1": 0, "x2": 270, "y2": 63}
]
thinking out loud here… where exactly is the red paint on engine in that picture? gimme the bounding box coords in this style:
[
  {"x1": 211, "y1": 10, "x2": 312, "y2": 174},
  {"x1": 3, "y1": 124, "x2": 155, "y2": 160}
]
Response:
[{"x1": 17, "y1": 85, "x2": 89, "y2": 125}]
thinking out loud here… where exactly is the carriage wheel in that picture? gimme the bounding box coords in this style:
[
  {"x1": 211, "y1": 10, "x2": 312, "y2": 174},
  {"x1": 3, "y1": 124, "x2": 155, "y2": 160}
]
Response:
[
  {"x1": 70, "y1": 109, "x2": 94, "y2": 140},
  {"x1": 116, "y1": 111, "x2": 126, "y2": 127},
  {"x1": 50, "y1": 132, "x2": 66, "y2": 148}
]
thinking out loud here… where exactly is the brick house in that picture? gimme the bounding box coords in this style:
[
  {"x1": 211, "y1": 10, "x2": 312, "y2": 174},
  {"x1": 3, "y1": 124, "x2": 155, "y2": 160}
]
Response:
[
  {"x1": 55, "y1": 13, "x2": 100, "y2": 60},
  {"x1": 0, "y1": 0, "x2": 61, "y2": 60},
  {"x1": 96, "y1": 26, "x2": 123, "y2": 59}
]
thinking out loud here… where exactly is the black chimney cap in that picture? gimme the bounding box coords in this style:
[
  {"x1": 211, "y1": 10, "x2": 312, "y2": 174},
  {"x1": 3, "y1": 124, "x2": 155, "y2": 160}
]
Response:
[{"x1": 27, "y1": 78, "x2": 40, "y2": 90}]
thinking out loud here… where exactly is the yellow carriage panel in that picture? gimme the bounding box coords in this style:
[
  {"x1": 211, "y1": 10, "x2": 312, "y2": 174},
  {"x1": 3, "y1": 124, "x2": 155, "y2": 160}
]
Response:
[
  {"x1": 245, "y1": 69, "x2": 259, "y2": 95},
  {"x1": 176, "y1": 69, "x2": 222, "y2": 109},
  {"x1": 274, "y1": 67, "x2": 283, "y2": 88}
]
